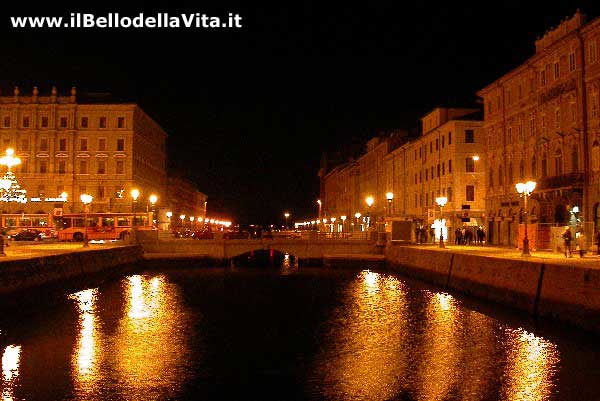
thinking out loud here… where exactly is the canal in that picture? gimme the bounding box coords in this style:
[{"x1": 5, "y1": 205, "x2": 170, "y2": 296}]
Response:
[{"x1": 1, "y1": 265, "x2": 599, "y2": 400}]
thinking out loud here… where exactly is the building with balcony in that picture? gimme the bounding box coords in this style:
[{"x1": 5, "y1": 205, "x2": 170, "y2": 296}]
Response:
[
  {"x1": 477, "y1": 10, "x2": 600, "y2": 246},
  {"x1": 0, "y1": 86, "x2": 167, "y2": 214}
]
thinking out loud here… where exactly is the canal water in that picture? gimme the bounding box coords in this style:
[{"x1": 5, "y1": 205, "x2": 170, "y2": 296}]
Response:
[{"x1": 1, "y1": 266, "x2": 600, "y2": 400}]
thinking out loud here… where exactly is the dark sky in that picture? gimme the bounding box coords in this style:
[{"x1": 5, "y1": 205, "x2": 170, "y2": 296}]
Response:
[{"x1": 0, "y1": 1, "x2": 598, "y2": 224}]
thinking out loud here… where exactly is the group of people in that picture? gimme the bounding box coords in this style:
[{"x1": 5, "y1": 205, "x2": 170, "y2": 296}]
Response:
[
  {"x1": 454, "y1": 227, "x2": 486, "y2": 245},
  {"x1": 561, "y1": 226, "x2": 599, "y2": 258}
]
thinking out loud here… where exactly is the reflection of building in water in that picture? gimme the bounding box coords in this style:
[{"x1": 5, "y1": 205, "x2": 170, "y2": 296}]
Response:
[
  {"x1": 113, "y1": 274, "x2": 190, "y2": 400},
  {"x1": 416, "y1": 292, "x2": 461, "y2": 401},
  {"x1": 502, "y1": 328, "x2": 560, "y2": 401},
  {"x1": 318, "y1": 270, "x2": 410, "y2": 401},
  {"x1": 2, "y1": 344, "x2": 22, "y2": 401},
  {"x1": 69, "y1": 288, "x2": 102, "y2": 397}
]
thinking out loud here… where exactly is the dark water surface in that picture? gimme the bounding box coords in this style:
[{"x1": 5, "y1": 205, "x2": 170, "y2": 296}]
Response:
[{"x1": 1, "y1": 266, "x2": 600, "y2": 400}]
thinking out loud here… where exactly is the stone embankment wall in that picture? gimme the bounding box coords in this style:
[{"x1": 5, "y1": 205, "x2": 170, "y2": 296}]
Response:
[
  {"x1": 385, "y1": 246, "x2": 600, "y2": 333},
  {"x1": 0, "y1": 245, "x2": 144, "y2": 296}
]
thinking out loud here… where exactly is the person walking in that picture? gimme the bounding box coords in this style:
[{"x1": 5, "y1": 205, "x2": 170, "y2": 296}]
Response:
[
  {"x1": 562, "y1": 226, "x2": 573, "y2": 258},
  {"x1": 576, "y1": 230, "x2": 586, "y2": 258},
  {"x1": 455, "y1": 228, "x2": 462, "y2": 245}
]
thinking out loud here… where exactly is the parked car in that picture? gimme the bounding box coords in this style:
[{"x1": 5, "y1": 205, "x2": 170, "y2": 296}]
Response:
[
  {"x1": 13, "y1": 229, "x2": 43, "y2": 241},
  {"x1": 193, "y1": 231, "x2": 214, "y2": 240}
]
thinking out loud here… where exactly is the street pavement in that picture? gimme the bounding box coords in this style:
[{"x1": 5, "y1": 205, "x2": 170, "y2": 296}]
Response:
[{"x1": 0, "y1": 240, "x2": 124, "y2": 261}]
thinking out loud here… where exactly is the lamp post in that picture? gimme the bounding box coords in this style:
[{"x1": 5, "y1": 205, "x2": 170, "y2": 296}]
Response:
[
  {"x1": 0, "y1": 178, "x2": 11, "y2": 257},
  {"x1": 130, "y1": 189, "x2": 140, "y2": 241},
  {"x1": 354, "y1": 212, "x2": 361, "y2": 232},
  {"x1": 365, "y1": 196, "x2": 374, "y2": 229},
  {"x1": 284, "y1": 212, "x2": 290, "y2": 230},
  {"x1": 166, "y1": 211, "x2": 172, "y2": 230},
  {"x1": 179, "y1": 214, "x2": 186, "y2": 230},
  {"x1": 317, "y1": 199, "x2": 322, "y2": 220},
  {"x1": 340, "y1": 215, "x2": 347, "y2": 233},
  {"x1": 516, "y1": 181, "x2": 536, "y2": 257},
  {"x1": 80, "y1": 194, "x2": 93, "y2": 247},
  {"x1": 386, "y1": 192, "x2": 394, "y2": 216},
  {"x1": 435, "y1": 196, "x2": 448, "y2": 249},
  {"x1": 148, "y1": 194, "x2": 157, "y2": 227},
  {"x1": 330, "y1": 217, "x2": 336, "y2": 234}
]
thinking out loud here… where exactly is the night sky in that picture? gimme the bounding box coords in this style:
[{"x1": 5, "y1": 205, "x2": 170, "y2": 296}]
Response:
[{"x1": 0, "y1": 1, "x2": 599, "y2": 224}]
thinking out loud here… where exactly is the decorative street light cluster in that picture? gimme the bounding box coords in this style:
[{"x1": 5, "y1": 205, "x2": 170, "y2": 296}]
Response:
[{"x1": 516, "y1": 180, "x2": 536, "y2": 257}]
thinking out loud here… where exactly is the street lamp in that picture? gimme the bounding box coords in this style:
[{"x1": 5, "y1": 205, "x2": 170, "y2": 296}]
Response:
[
  {"x1": 284, "y1": 212, "x2": 290, "y2": 230},
  {"x1": 516, "y1": 180, "x2": 536, "y2": 256},
  {"x1": 340, "y1": 215, "x2": 347, "y2": 233},
  {"x1": 317, "y1": 199, "x2": 322, "y2": 219},
  {"x1": 80, "y1": 194, "x2": 93, "y2": 248},
  {"x1": 435, "y1": 196, "x2": 448, "y2": 249},
  {"x1": 130, "y1": 189, "x2": 140, "y2": 240},
  {"x1": 180, "y1": 214, "x2": 186, "y2": 229},
  {"x1": 386, "y1": 192, "x2": 394, "y2": 216},
  {"x1": 148, "y1": 194, "x2": 158, "y2": 227},
  {"x1": 354, "y1": 212, "x2": 362, "y2": 232},
  {"x1": 365, "y1": 196, "x2": 374, "y2": 229}
]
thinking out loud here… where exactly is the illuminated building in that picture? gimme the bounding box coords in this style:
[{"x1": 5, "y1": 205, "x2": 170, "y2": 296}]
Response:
[
  {"x1": 0, "y1": 86, "x2": 167, "y2": 213},
  {"x1": 477, "y1": 11, "x2": 600, "y2": 246}
]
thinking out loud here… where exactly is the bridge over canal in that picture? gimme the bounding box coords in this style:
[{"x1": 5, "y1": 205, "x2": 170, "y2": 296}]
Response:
[{"x1": 142, "y1": 238, "x2": 379, "y2": 260}]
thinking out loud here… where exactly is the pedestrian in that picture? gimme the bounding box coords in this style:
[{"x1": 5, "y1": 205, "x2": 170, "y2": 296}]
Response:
[
  {"x1": 576, "y1": 230, "x2": 586, "y2": 258},
  {"x1": 479, "y1": 229, "x2": 486, "y2": 245},
  {"x1": 561, "y1": 226, "x2": 573, "y2": 258},
  {"x1": 455, "y1": 228, "x2": 462, "y2": 245}
]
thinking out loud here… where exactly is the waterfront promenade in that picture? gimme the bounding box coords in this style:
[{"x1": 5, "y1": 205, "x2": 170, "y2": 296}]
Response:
[{"x1": 0, "y1": 241, "x2": 123, "y2": 261}]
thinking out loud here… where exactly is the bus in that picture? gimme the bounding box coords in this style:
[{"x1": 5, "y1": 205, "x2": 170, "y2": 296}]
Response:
[
  {"x1": 0, "y1": 213, "x2": 55, "y2": 238},
  {"x1": 57, "y1": 212, "x2": 154, "y2": 241}
]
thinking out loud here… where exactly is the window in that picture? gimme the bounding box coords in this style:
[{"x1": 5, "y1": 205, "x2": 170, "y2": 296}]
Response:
[
  {"x1": 97, "y1": 160, "x2": 106, "y2": 174},
  {"x1": 466, "y1": 185, "x2": 475, "y2": 202},
  {"x1": 530, "y1": 117, "x2": 536, "y2": 135},
  {"x1": 117, "y1": 117, "x2": 125, "y2": 128},
  {"x1": 425, "y1": 169, "x2": 428, "y2": 181},
  {"x1": 414, "y1": 173, "x2": 417, "y2": 185},
  {"x1": 40, "y1": 138, "x2": 48, "y2": 151},
  {"x1": 80, "y1": 138, "x2": 88, "y2": 151},
  {"x1": 448, "y1": 132, "x2": 452, "y2": 145},
  {"x1": 426, "y1": 193, "x2": 429, "y2": 206},
  {"x1": 435, "y1": 139, "x2": 439, "y2": 151},
  {"x1": 507, "y1": 127, "x2": 512, "y2": 144},
  {"x1": 554, "y1": 61, "x2": 560, "y2": 79},
  {"x1": 41, "y1": 116, "x2": 48, "y2": 128},
  {"x1": 437, "y1": 163, "x2": 440, "y2": 177},
  {"x1": 23, "y1": 116, "x2": 30, "y2": 128},
  {"x1": 430, "y1": 142, "x2": 432, "y2": 153},
  {"x1": 117, "y1": 138, "x2": 125, "y2": 151},
  {"x1": 498, "y1": 166, "x2": 504, "y2": 186},
  {"x1": 116, "y1": 160, "x2": 124, "y2": 174},
  {"x1": 79, "y1": 160, "x2": 88, "y2": 174},
  {"x1": 569, "y1": 52, "x2": 576, "y2": 71},
  {"x1": 442, "y1": 162, "x2": 445, "y2": 175},
  {"x1": 447, "y1": 187, "x2": 453, "y2": 202},
  {"x1": 20, "y1": 159, "x2": 28, "y2": 173},
  {"x1": 541, "y1": 69, "x2": 547, "y2": 86},
  {"x1": 99, "y1": 138, "x2": 106, "y2": 151},
  {"x1": 58, "y1": 160, "x2": 66, "y2": 174},
  {"x1": 508, "y1": 163, "x2": 513, "y2": 184},
  {"x1": 97, "y1": 186, "x2": 105, "y2": 199},
  {"x1": 99, "y1": 117, "x2": 107, "y2": 128},
  {"x1": 39, "y1": 160, "x2": 48, "y2": 174},
  {"x1": 59, "y1": 138, "x2": 67, "y2": 151},
  {"x1": 60, "y1": 117, "x2": 67, "y2": 128},
  {"x1": 465, "y1": 129, "x2": 474, "y2": 143},
  {"x1": 442, "y1": 136, "x2": 445, "y2": 148},
  {"x1": 489, "y1": 168, "x2": 494, "y2": 187},
  {"x1": 448, "y1": 159, "x2": 452, "y2": 173},
  {"x1": 21, "y1": 139, "x2": 29, "y2": 150},
  {"x1": 518, "y1": 84, "x2": 522, "y2": 99},
  {"x1": 590, "y1": 41, "x2": 598, "y2": 64},
  {"x1": 466, "y1": 158, "x2": 475, "y2": 172},
  {"x1": 3, "y1": 116, "x2": 10, "y2": 127},
  {"x1": 541, "y1": 155, "x2": 548, "y2": 177},
  {"x1": 81, "y1": 117, "x2": 88, "y2": 128}
]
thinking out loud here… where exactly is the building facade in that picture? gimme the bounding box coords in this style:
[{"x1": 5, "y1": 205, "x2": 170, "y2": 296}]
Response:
[
  {"x1": 166, "y1": 175, "x2": 207, "y2": 225},
  {"x1": 320, "y1": 108, "x2": 485, "y2": 240},
  {"x1": 0, "y1": 86, "x2": 167, "y2": 215},
  {"x1": 477, "y1": 11, "x2": 600, "y2": 246}
]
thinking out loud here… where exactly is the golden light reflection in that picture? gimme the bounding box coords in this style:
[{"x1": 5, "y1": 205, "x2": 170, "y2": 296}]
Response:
[
  {"x1": 114, "y1": 274, "x2": 190, "y2": 399},
  {"x1": 416, "y1": 291, "x2": 461, "y2": 401},
  {"x1": 502, "y1": 328, "x2": 560, "y2": 401},
  {"x1": 2, "y1": 344, "x2": 21, "y2": 401},
  {"x1": 317, "y1": 270, "x2": 409, "y2": 400},
  {"x1": 68, "y1": 288, "x2": 102, "y2": 396}
]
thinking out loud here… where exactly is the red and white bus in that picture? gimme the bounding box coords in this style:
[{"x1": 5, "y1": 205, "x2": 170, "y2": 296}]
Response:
[{"x1": 56, "y1": 212, "x2": 154, "y2": 241}]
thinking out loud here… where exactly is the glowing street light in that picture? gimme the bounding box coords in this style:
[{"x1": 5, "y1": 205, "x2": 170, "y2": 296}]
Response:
[
  {"x1": 386, "y1": 192, "x2": 394, "y2": 216},
  {"x1": 472, "y1": 155, "x2": 480, "y2": 161},
  {"x1": 435, "y1": 196, "x2": 448, "y2": 249},
  {"x1": 365, "y1": 196, "x2": 374, "y2": 229},
  {"x1": 516, "y1": 180, "x2": 536, "y2": 256},
  {"x1": 80, "y1": 193, "x2": 93, "y2": 248},
  {"x1": 0, "y1": 148, "x2": 21, "y2": 172},
  {"x1": 284, "y1": 212, "x2": 290, "y2": 230},
  {"x1": 340, "y1": 215, "x2": 347, "y2": 233}
]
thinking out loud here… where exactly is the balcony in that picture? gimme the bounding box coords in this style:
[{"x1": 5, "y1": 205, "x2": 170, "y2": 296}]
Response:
[{"x1": 537, "y1": 173, "x2": 585, "y2": 191}]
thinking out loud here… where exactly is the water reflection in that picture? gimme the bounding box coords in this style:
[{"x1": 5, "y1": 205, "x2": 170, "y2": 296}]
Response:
[
  {"x1": 113, "y1": 274, "x2": 190, "y2": 400},
  {"x1": 416, "y1": 291, "x2": 461, "y2": 401},
  {"x1": 1, "y1": 344, "x2": 21, "y2": 401},
  {"x1": 69, "y1": 288, "x2": 102, "y2": 396},
  {"x1": 318, "y1": 270, "x2": 410, "y2": 400},
  {"x1": 502, "y1": 328, "x2": 560, "y2": 401}
]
